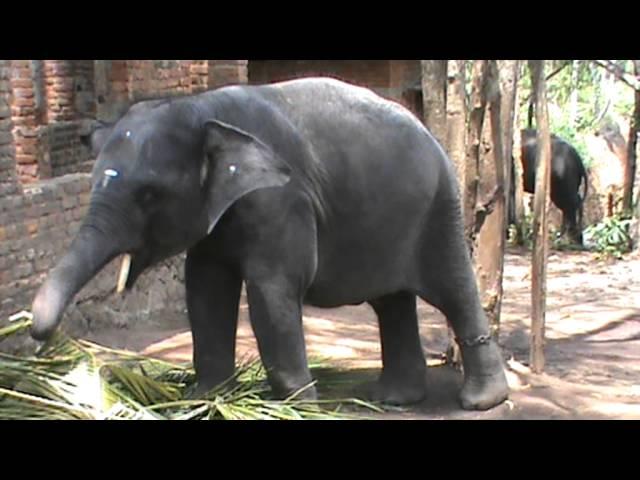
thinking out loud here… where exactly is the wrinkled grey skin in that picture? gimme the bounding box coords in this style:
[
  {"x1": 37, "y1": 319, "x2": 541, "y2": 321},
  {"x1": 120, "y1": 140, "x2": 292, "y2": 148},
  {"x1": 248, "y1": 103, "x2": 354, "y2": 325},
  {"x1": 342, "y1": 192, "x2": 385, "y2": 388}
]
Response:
[
  {"x1": 521, "y1": 129, "x2": 589, "y2": 245},
  {"x1": 31, "y1": 78, "x2": 509, "y2": 410}
]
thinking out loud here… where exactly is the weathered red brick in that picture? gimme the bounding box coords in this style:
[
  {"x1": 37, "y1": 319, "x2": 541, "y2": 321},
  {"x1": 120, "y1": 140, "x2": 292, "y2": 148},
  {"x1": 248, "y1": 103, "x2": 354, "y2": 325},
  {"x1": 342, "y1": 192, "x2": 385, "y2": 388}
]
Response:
[
  {"x1": 11, "y1": 78, "x2": 33, "y2": 89},
  {"x1": 15, "y1": 143, "x2": 37, "y2": 155},
  {"x1": 13, "y1": 97, "x2": 35, "y2": 107},
  {"x1": 18, "y1": 163, "x2": 38, "y2": 177},
  {"x1": 13, "y1": 88, "x2": 34, "y2": 98},
  {"x1": 16, "y1": 154, "x2": 36, "y2": 164},
  {"x1": 12, "y1": 67, "x2": 32, "y2": 79},
  {"x1": 111, "y1": 82, "x2": 128, "y2": 94}
]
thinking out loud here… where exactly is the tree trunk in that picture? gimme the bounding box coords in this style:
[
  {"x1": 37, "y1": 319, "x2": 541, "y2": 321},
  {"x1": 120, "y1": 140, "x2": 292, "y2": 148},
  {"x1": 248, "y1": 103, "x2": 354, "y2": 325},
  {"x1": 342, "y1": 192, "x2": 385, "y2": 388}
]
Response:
[
  {"x1": 458, "y1": 59, "x2": 487, "y2": 365},
  {"x1": 513, "y1": 62, "x2": 526, "y2": 232},
  {"x1": 623, "y1": 60, "x2": 640, "y2": 213},
  {"x1": 464, "y1": 60, "x2": 488, "y2": 249},
  {"x1": 474, "y1": 61, "x2": 507, "y2": 339},
  {"x1": 421, "y1": 61, "x2": 448, "y2": 146},
  {"x1": 446, "y1": 60, "x2": 467, "y2": 190},
  {"x1": 569, "y1": 60, "x2": 579, "y2": 129},
  {"x1": 528, "y1": 60, "x2": 552, "y2": 374},
  {"x1": 421, "y1": 60, "x2": 456, "y2": 364},
  {"x1": 444, "y1": 59, "x2": 467, "y2": 365},
  {"x1": 499, "y1": 60, "x2": 520, "y2": 229}
]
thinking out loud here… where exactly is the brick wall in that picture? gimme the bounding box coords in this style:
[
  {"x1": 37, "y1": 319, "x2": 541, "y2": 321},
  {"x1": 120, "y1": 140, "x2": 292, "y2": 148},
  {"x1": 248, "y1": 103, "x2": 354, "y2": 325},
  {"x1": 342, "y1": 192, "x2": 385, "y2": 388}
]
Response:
[
  {"x1": 0, "y1": 174, "x2": 92, "y2": 318},
  {"x1": 209, "y1": 60, "x2": 249, "y2": 88},
  {"x1": 44, "y1": 60, "x2": 75, "y2": 123},
  {"x1": 73, "y1": 60, "x2": 96, "y2": 118},
  {"x1": 248, "y1": 60, "x2": 392, "y2": 88},
  {"x1": 128, "y1": 60, "x2": 192, "y2": 101},
  {"x1": 0, "y1": 60, "x2": 20, "y2": 197},
  {"x1": 46, "y1": 121, "x2": 93, "y2": 176},
  {"x1": 1, "y1": 59, "x2": 250, "y2": 351},
  {"x1": 0, "y1": 174, "x2": 188, "y2": 351},
  {"x1": 190, "y1": 60, "x2": 209, "y2": 93},
  {"x1": 248, "y1": 60, "x2": 423, "y2": 116},
  {"x1": 10, "y1": 60, "x2": 43, "y2": 184}
]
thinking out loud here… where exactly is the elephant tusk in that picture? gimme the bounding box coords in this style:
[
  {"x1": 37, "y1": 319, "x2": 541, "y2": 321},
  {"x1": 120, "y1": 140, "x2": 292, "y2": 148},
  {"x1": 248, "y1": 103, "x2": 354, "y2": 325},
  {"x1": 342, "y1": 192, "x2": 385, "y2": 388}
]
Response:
[{"x1": 116, "y1": 254, "x2": 132, "y2": 294}]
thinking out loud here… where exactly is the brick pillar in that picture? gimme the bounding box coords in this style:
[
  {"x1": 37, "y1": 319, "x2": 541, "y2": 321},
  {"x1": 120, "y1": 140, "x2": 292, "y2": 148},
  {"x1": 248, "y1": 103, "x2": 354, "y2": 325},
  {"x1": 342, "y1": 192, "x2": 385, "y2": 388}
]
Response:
[
  {"x1": 44, "y1": 60, "x2": 75, "y2": 123},
  {"x1": 208, "y1": 60, "x2": 248, "y2": 89},
  {"x1": 177, "y1": 60, "x2": 192, "y2": 93},
  {"x1": 389, "y1": 60, "x2": 421, "y2": 102},
  {"x1": 73, "y1": 60, "x2": 96, "y2": 117},
  {"x1": 190, "y1": 60, "x2": 209, "y2": 93},
  {"x1": 389, "y1": 60, "x2": 423, "y2": 117},
  {"x1": 109, "y1": 60, "x2": 130, "y2": 99},
  {"x1": 9, "y1": 60, "x2": 46, "y2": 183},
  {"x1": 0, "y1": 60, "x2": 20, "y2": 196},
  {"x1": 94, "y1": 60, "x2": 131, "y2": 122}
]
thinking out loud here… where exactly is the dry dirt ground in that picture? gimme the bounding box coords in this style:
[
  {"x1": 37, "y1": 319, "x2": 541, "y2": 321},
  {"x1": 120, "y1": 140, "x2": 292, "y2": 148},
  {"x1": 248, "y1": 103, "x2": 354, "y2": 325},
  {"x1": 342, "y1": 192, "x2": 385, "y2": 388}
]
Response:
[{"x1": 89, "y1": 247, "x2": 640, "y2": 420}]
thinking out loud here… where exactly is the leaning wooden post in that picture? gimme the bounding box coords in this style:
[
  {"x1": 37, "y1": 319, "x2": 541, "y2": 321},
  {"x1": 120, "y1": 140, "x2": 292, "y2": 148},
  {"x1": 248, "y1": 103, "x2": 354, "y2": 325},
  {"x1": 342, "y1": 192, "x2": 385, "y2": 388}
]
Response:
[
  {"x1": 528, "y1": 60, "x2": 552, "y2": 373},
  {"x1": 444, "y1": 59, "x2": 467, "y2": 366}
]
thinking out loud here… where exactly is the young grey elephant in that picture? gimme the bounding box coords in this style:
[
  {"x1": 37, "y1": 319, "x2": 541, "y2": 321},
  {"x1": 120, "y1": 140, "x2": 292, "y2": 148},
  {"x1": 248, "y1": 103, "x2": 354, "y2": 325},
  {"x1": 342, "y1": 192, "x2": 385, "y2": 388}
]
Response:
[{"x1": 31, "y1": 77, "x2": 509, "y2": 410}]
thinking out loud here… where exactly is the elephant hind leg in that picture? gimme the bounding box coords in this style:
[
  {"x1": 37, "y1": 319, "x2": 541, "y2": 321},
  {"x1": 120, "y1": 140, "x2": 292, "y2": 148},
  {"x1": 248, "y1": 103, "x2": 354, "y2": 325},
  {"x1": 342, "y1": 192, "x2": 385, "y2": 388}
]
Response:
[
  {"x1": 365, "y1": 292, "x2": 427, "y2": 405},
  {"x1": 416, "y1": 219, "x2": 509, "y2": 410},
  {"x1": 561, "y1": 203, "x2": 583, "y2": 246}
]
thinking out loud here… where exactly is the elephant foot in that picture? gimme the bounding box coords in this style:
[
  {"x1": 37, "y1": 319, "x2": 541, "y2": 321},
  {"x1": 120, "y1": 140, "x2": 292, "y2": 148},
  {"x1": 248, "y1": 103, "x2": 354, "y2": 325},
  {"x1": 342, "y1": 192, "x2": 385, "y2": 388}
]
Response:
[
  {"x1": 459, "y1": 340, "x2": 509, "y2": 410},
  {"x1": 275, "y1": 383, "x2": 318, "y2": 401},
  {"x1": 459, "y1": 372, "x2": 509, "y2": 410},
  {"x1": 363, "y1": 371, "x2": 428, "y2": 406},
  {"x1": 186, "y1": 376, "x2": 237, "y2": 399},
  {"x1": 269, "y1": 373, "x2": 318, "y2": 401}
]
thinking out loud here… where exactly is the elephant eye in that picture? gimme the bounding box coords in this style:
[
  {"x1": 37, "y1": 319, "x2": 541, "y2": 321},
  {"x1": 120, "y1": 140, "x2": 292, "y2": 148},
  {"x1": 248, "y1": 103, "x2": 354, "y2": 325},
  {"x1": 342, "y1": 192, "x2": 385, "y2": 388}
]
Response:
[{"x1": 137, "y1": 186, "x2": 160, "y2": 207}]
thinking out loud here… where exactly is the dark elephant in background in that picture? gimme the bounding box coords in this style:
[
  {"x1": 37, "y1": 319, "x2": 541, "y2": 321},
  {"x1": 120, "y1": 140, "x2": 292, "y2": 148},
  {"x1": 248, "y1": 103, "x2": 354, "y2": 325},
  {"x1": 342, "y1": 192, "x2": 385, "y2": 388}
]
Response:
[
  {"x1": 520, "y1": 129, "x2": 589, "y2": 244},
  {"x1": 30, "y1": 78, "x2": 509, "y2": 411}
]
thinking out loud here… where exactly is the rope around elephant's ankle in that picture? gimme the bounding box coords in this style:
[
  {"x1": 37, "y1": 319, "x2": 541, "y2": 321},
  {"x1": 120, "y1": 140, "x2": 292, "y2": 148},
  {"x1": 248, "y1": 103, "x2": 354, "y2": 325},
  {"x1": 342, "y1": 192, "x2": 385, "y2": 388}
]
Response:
[{"x1": 456, "y1": 333, "x2": 492, "y2": 347}]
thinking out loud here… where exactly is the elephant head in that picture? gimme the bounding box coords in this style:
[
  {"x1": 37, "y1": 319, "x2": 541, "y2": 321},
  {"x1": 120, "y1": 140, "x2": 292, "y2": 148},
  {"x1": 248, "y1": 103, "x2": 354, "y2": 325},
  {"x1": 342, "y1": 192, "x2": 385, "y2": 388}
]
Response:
[{"x1": 30, "y1": 100, "x2": 291, "y2": 340}]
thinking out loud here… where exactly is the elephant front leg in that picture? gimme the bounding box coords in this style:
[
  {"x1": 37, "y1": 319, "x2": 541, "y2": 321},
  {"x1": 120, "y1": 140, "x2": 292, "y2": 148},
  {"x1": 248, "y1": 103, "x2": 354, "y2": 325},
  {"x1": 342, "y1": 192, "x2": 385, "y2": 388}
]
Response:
[
  {"x1": 185, "y1": 250, "x2": 242, "y2": 397},
  {"x1": 245, "y1": 278, "x2": 316, "y2": 400}
]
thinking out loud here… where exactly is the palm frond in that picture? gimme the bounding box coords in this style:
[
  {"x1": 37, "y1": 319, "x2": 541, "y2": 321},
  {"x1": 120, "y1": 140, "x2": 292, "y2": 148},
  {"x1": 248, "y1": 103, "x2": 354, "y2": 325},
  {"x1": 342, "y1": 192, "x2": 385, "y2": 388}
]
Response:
[{"x1": 0, "y1": 313, "x2": 383, "y2": 420}]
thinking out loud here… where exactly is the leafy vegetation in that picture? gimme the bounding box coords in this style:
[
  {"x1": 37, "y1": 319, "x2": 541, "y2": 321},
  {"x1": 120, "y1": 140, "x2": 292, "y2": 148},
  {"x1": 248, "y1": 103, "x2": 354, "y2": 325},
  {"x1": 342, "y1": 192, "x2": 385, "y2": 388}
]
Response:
[
  {"x1": 519, "y1": 60, "x2": 636, "y2": 169},
  {"x1": 584, "y1": 214, "x2": 634, "y2": 259},
  {"x1": 0, "y1": 315, "x2": 384, "y2": 420},
  {"x1": 508, "y1": 212, "x2": 566, "y2": 249}
]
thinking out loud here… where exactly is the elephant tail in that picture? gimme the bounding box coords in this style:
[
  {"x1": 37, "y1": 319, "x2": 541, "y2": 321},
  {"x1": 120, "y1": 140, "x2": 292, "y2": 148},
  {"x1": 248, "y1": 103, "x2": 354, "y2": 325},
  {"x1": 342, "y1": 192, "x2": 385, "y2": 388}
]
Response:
[
  {"x1": 577, "y1": 164, "x2": 588, "y2": 230},
  {"x1": 579, "y1": 165, "x2": 588, "y2": 204}
]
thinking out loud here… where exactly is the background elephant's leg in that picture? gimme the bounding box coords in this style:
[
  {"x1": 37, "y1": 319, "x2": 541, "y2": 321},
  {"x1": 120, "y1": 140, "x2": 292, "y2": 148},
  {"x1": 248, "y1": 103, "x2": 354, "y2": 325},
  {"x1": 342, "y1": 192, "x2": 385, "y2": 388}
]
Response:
[
  {"x1": 575, "y1": 203, "x2": 584, "y2": 245},
  {"x1": 559, "y1": 211, "x2": 569, "y2": 239},
  {"x1": 419, "y1": 220, "x2": 509, "y2": 410},
  {"x1": 367, "y1": 292, "x2": 427, "y2": 405},
  {"x1": 570, "y1": 197, "x2": 584, "y2": 245},
  {"x1": 245, "y1": 278, "x2": 315, "y2": 400},
  {"x1": 185, "y1": 251, "x2": 242, "y2": 395}
]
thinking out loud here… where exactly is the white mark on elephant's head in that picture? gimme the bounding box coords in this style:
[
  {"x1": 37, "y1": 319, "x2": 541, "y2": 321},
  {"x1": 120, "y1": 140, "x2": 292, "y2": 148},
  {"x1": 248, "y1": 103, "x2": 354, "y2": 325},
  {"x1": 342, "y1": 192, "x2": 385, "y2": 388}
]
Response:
[
  {"x1": 229, "y1": 165, "x2": 237, "y2": 175},
  {"x1": 102, "y1": 168, "x2": 119, "y2": 188},
  {"x1": 125, "y1": 130, "x2": 132, "y2": 138}
]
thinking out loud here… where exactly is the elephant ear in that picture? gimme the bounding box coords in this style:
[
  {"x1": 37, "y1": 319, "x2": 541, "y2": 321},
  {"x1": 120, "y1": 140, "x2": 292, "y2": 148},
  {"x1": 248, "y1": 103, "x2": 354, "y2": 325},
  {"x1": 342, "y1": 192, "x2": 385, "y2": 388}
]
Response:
[
  {"x1": 80, "y1": 120, "x2": 115, "y2": 157},
  {"x1": 201, "y1": 119, "x2": 292, "y2": 234}
]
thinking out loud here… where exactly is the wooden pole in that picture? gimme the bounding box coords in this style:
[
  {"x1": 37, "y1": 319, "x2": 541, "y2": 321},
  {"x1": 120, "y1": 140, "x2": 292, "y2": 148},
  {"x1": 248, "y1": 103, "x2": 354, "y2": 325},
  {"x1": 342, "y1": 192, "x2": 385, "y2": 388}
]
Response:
[
  {"x1": 623, "y1": 60, "x2": 640, "y2": 213},
  {"x1": 528, "y1": 60, "x2": 552, "y2": 374},
  {"x1": 444, "y1": 59, "x2": 467, "y2": 366}
]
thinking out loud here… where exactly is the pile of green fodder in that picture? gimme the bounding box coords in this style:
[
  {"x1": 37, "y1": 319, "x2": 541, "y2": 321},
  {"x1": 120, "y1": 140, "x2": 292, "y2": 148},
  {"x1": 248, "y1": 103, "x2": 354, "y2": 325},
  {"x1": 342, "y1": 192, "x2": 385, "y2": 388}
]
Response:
[{"x1": 0, "y1": 313, "x2": 382, "y2": 420}]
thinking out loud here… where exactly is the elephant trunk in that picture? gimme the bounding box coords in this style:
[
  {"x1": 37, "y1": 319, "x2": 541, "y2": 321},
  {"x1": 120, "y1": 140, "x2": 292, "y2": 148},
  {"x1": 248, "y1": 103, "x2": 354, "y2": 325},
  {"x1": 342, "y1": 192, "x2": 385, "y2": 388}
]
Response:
[{"x1": 30, "y1": 224, "x2": 124, "y2": 341}]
